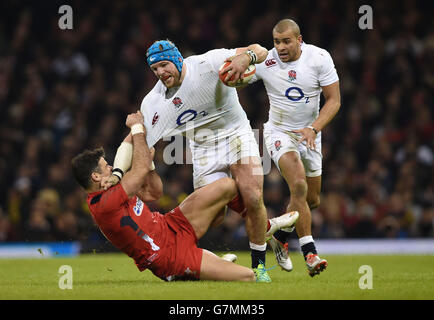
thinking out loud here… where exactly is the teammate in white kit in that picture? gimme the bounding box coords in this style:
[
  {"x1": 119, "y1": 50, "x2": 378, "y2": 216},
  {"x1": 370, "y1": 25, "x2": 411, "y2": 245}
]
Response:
[
  {"x1": 250, "y1": 19, "x2": 341, "y2": 277},
  {"x1": 137, "y1": 39, "x2": 283, "y2": 282}
]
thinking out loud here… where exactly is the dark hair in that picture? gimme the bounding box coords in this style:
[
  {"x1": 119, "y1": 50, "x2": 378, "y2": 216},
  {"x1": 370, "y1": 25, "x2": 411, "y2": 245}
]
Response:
[{"x1": 71, "y1": 147, "x2": 105, "y2": 189}]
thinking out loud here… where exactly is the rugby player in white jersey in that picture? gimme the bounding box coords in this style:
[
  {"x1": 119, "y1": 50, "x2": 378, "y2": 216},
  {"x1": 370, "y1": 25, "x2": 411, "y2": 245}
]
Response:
[
  {"x1": 106, "y1": 40, "x2": 299, "y2": 282},
  {"x1": 250, "y1": 19, "x2": 341, "y2": 277}
]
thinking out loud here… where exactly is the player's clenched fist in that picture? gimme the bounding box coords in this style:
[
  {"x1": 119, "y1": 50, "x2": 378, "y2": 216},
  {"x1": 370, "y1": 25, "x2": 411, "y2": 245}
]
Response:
[{"x1": 126, "y1": 111, "x2": 145, "y2": 129}]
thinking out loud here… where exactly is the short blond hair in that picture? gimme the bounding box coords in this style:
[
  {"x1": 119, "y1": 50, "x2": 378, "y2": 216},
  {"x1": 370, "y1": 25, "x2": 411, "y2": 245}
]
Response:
[{"x1": 273, "y1": 19, "x2": 301, "y2": 37}]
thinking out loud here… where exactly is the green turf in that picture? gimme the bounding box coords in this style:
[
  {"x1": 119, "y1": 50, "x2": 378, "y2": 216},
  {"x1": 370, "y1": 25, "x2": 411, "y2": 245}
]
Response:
[{"x1": 0, "y1": 252, "x2": 433, "y2": 300}]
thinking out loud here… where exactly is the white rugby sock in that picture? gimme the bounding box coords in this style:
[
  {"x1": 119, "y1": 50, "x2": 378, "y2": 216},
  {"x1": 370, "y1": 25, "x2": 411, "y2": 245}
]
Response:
[
  {"x1": 249, "y1": 242, "x2": 267, "y2": 251},
  {"x1": 299, "y1": 235, "x2": 314, "y2": 247}
]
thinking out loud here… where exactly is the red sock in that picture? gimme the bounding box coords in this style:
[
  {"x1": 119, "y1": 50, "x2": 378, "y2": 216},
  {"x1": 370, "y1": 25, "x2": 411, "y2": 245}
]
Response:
[{"x1": 227, "y1": 194, "x2": 247, "y2": 218}]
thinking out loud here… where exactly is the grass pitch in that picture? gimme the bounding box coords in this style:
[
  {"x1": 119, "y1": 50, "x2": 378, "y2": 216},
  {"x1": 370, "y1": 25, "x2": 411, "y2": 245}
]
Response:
[{"x1": 0, "y1": 252, "x2": 433, "y2": 300}]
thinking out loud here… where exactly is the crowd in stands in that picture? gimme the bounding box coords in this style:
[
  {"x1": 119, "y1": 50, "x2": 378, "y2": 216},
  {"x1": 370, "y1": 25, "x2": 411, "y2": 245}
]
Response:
[{"x1": 0, "y1": 0, "x2": 432, "y2": 251}]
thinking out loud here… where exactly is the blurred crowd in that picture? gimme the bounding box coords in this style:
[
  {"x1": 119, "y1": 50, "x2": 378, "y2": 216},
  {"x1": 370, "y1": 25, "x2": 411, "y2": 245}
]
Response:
[{"x1": 0, "y1": 0, "x2": 433, "y2": 251}]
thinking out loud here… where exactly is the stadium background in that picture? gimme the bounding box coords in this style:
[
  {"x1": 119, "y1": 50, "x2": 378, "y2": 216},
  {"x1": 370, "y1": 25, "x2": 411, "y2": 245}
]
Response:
[{"x1": 0, "y1": 0, "x2": 432, "y2": 254}]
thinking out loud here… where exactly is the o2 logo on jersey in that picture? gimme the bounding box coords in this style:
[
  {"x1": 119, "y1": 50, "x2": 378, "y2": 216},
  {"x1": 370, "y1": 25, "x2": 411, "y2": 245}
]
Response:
[
  {"x1": 133, "y1": 198, "x2": 144, "y2": 216},
  {"x1": 176, "y1": 109, "x2": 208, "y2": 126},
  {"x1": 176, "y1": 109, "x2": 197, "y2": 126},
  {"x1": 285, "y1": 87, "x2": 304, "y2": 101}
]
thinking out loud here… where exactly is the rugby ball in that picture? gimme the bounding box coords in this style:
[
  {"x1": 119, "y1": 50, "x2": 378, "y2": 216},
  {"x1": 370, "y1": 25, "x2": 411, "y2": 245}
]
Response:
[{"x1": 219, "y1": 62, "x2": 256, "y2": 87}]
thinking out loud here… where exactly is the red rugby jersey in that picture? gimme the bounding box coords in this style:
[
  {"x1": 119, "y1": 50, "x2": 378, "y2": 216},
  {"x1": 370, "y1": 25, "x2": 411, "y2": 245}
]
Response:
[{"x1": 87, "y1": 184, "x2": 168, "y2": 271}]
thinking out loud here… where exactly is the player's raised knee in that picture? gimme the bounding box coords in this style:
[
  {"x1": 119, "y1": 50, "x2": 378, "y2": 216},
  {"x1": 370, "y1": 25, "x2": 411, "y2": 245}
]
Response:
[
  {"x1": 308, "y1": 196, "x2": 320, "y2": 209},
  {"x1": 216, "y1": 177, "x2": 238, "y2": 201}
]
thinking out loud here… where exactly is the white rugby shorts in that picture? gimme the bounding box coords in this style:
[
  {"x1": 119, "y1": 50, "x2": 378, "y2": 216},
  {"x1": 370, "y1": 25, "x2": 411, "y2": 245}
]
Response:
[
  {"x1": 263, "y1": 123, "x2": 322, "y2": 177},
  {"x1": 189, "y1": 123, "x2": 261, "y2": 189}
]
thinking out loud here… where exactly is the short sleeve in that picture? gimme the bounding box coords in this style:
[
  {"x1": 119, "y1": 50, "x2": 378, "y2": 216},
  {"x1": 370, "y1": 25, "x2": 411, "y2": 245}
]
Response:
[
  {"x1": 140, "y1": 94, "x2": 161, "y2": 148},
  {"x1": 318, "y1": 50, "x2": 339, "y2": 87}
]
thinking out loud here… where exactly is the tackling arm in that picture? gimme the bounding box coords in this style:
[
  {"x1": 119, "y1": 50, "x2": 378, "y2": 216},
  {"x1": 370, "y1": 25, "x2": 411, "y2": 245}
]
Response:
[
  {"x1": 102, "y1": 130, "x2": 162, "y2": 201},
  {"x1": 120, "y1": 111, "x2": 154, "y2": 198},
  {"x1": 112, "y1": 133, "x2": 133, "y2": 180}
]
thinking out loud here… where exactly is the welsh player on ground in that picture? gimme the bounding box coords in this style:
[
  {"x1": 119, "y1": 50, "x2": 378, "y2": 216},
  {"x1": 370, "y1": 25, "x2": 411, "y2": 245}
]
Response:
[{"x1": 71, "y1": 111, "x2": 256, "y2": 282}]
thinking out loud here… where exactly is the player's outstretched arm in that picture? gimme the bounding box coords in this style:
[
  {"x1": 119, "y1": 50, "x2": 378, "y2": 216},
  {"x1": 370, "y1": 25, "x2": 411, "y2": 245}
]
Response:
[
  {"x1": 235, "y1": 44, "x2": 268, "y2": 64},
  {"x1": 220, "y1": 44, "x2": 268, "y2": 83}
]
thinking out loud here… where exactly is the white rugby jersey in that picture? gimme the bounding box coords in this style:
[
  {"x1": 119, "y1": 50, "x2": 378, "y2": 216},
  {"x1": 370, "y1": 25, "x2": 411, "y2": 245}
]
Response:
[
  {"x1": 140, "y1": 48, "x2": 251, "y2": 147},
  {"x1": 251, "y1": 43, "x2": 339, "y2": 131}
]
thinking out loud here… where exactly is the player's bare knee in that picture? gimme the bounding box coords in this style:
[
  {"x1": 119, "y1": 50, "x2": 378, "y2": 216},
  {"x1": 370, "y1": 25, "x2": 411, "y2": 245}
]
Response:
[
  {"x1": 291, "y1": 179, "x2": 308, "y2": 199},
  {"x1": 194, "y1": 225, "x2": 208, "y2": 240},
  {"x1": 237, "y1": 268, "x2": 256, "y2": 282},
  {"x1": 308, "y1": 196, "x2": 320, "y2": 209},
  {"x1": 243, "y1": 188, "x2": 264, "y2": 213},
  {"x1": 243, "y1": 269, "x2": 256, "y2": 282}
]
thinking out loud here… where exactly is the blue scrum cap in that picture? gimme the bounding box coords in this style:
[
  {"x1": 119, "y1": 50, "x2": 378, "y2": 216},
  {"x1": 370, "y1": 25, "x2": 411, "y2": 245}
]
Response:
[{"x1": 146, "y1": 40, "x2": 183, "y2": 74}]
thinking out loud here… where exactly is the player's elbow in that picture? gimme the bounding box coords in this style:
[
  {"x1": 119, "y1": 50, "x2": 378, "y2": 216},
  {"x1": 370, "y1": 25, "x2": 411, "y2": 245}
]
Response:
[
  {"x1": 137, "y1": 171, "x2": 163, "y2": 201},
  {"x1": 150, "y1": 178, "x2": 164, "y2": 200},
  {"x1": 145, "y1": 190, "x2": 162, "y2": 202},
  {"x1": 249, "y1": 44, "x2": 268, "y2": 62},
  {"x1": 121, "y1": 173, "x2": 149, "y2": 198}
]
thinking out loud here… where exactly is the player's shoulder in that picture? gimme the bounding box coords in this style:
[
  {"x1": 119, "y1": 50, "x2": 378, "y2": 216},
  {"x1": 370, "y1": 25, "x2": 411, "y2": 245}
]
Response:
[
  {"x1": 201, "y1": 48, "x2": 239, "y2": 62},
  {"x1": 87, "y1": 184, "x2": 127, "y2": 212},
  {"x1": 183, "y1": 52, "x2": 213, "y2": 73},
  {"x1": 184, "y1": 53, "x2": 199, "y2": 63},
  {"x1": 185, "y1": 48, "x2": 226, "y2": 61},
  {"x1": 187, "y1": 48, "x2": 236, "y2": 72},
  {"x1": 87, "y1": 190, "x2": 104, "y2": 208},
  {"x1": 141, "y1": 82, "x2": 164, "y2": 106},
  {"x1": 303, "y1": 43, "x2": 333, "y2": 62}
]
